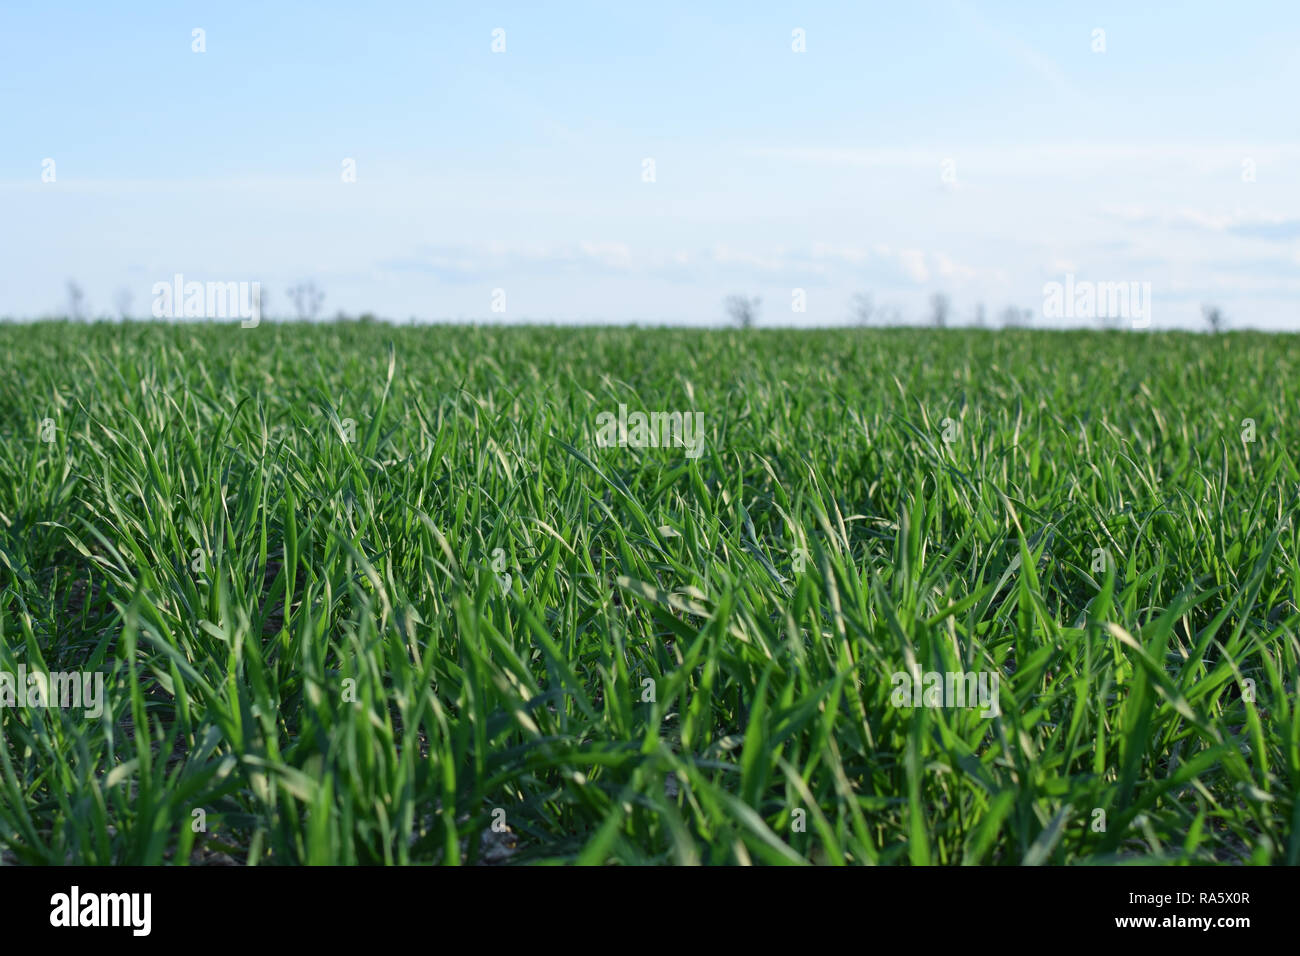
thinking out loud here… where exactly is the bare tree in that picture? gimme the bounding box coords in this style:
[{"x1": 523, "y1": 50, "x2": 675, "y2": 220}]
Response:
[
  {"x1": 287, "y1": 281, "x2": 325, "y2": 320},
  {"x1": 66, "y1": 280, "x2": 86, "y2": 320},
  {"x1": 725, "y1": 294, "x2": 760, "y2": 329},
  {"x1": 1202, "y1": 304, "x2": 1226, "y2": 333},
  {"x1": 929, "y1": 293, "x2": 950, "y2": 328},
  {"x1": 849, "y1": 293, "x2": 875, "y2": 326},
  {"x1": 114, "y1": 288, "x2": 134, "y2": 320},
  {"x1": 973, "y1": 303, "x2": 987, "y2": 327},
  {"x1": 1000, "y1": 305, "x2": 1030, "y2": 328}
]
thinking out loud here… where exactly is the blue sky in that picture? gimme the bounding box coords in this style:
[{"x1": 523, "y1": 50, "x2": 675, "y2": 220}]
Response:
[{"x1": 3, "y1": 1, "x2": 1299, "y2": 327}]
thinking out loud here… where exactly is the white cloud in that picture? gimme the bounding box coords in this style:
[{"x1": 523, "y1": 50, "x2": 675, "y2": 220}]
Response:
[
  {"x1": 750, "y1": 143, "x2": 1300, "y2": 178},
  {"x1": 579, "y1": 241, "x2": 632, "y2": 269},
  {"x1": 899, "y1": 250, "x2": 930, "y2": 283},
  {"x1": 1104, "y1": 206, "x2": 1300, "y2": 241}
]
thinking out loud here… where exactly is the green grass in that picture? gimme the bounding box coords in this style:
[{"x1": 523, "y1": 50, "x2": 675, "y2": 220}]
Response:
[{"x1": 0, "y1": 320, "x2": 1297, "y2": 865}]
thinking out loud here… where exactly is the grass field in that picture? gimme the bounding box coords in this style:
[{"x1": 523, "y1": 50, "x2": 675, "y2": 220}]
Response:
[{"x1": 0, "y1": 320, "x2": 1297, "y2": 865}]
